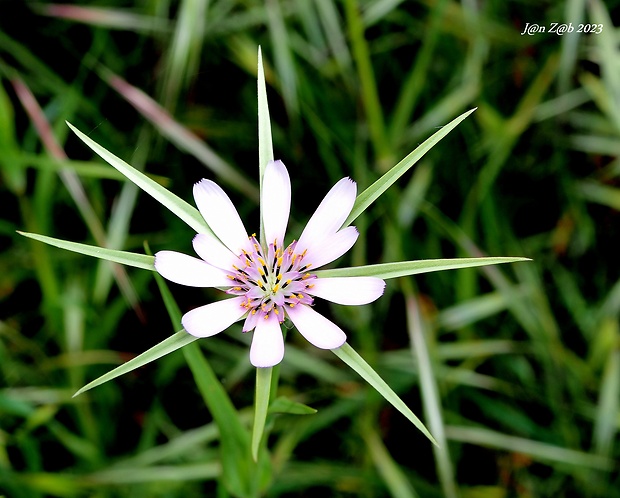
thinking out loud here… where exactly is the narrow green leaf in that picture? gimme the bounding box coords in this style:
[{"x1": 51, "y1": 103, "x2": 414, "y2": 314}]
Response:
[
  {"x1": 73, "y1": 331, "x2": 198, "y2": 397},
  {"x1": 183, "y1": 344, "x2": 265, "y2": 498},
  {"x1": 315, "y1": 257, "x2": 530, "y2": 279},
  {"x1": 332, "y1": 342, "x2": 438, "y2": 445},
  {"x1": 265, "y1": 1, "x2": 298, "y2": 114},
  {"x1": 593, "y1": 319, "x2": 620, "y2": 457},
  {"x1": 18, "y1": 231, "x2": 155, "y2": 271},
  {"x1": 66, "y1": 122, "x2": 211, "y2": 235},
  {"x1": 258, "y1": 46, "x2": 274, "y2": 247},
  {"x1": 576, "y1": 180, "x2": 620, "y2": 210},
  {"x1": 344, "y1": 0, "x2": 389, "y2": 161},
  {"x1": 0, "y1": 77, "x2": 25, "y2": 194},
  {"x1": 252, "y1": 367, "x2": 272, "y2": 461},
  {"x1": 159, "y1": 0, "x2": 207, "y2": 110},
  {"x1": 253, "y1": 48, "x2": 276, "y2": 464},
  {"x1": 23, "y1": 154, "x2": 169, "y2": 181},
  {"x1": 405, "y1": 291, "x2": 457, "y2": 498},
  {"x1": 269, "y1": 396, "x2": 317, "y2": 415},
  {"x1": 257, "y1": 47, "x2": 274, "y2": 184},
  {"x1": 150, "y1": 250, "x2": 262, "y2": 497},
  {"x1": 343, "y1": 108, "x2": 476, "y2": 227},
  {"x1": 88, "y1": 463, "x2": 221, "y2": 484}
]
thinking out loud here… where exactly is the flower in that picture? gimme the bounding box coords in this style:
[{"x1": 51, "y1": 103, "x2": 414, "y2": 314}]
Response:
[{"x1": 154, "y1": 160, "x2": 385, "y2": 367}]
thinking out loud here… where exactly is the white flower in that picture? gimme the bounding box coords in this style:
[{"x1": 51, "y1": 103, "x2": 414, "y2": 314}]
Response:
[{"x1": 154, "y1": 160, "x2": 385, "y2": 367}]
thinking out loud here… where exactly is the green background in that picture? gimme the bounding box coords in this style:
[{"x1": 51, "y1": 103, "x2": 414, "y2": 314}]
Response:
[{"x1": 1, "y1": 0, "x2": 619, "y2": 496}]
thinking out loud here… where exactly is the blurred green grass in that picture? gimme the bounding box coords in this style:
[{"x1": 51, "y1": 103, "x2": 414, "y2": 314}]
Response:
[{"x1": 1, "y1": 0, "x2": 619, "y2": 496}]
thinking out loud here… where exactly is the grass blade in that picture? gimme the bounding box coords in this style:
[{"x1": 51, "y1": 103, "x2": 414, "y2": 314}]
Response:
[
  {"x1": 363, "y1": 425, "x2": 419, "y2": 498},
  {"x1": 405, "y1": 290, "x2": 457, "y2": 498},
  {"x1": 446, "y1": 425, "x2": 614, "y2": 470},
  {"x1": 104, "y1": 72, "x2": 259, "y2": 201},
  {"x1": 592, "y1": 318, "x2": 620, "y2": 457}
]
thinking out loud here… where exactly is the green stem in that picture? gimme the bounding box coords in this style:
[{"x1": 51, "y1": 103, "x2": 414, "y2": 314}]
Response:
[{"x1": 252, "y1": 367, "x2": 273, "y2": 461}]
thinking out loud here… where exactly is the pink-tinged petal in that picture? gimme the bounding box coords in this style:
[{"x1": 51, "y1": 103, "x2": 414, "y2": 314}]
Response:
[
  {"x1": 193, "y1": 179, "x2": 249, "y2": 254},
  {"x1": 250, "y1": 312, "x2": 284, "y2": 367},
  {"x1": 182, "y1": 296, "x2": 248, "y2": 338},
  {"x1": 296, "y1": 177, "x2": 357, "y2": 254},
  {"x1": 307, "y1": 277, "x2": 385, "y2": 305},
  {"x1": 193, "y1": 233, "x2": 240, "y2": 270},
  {"x1": 303, "y1": 226, "x2": 359, "y2": 269},
  {"x1": 243, "y1": 309, "x2": 261, "y2": 332},
  {"x1": 286, "y1": 304, "x2": 346, "y2": 349},
  {"x1": 262, "y1": 160, "x2": 291, "y2": 247},
  {"x1": 154, "y1": 250, "x2": 231, "y2": 287}
]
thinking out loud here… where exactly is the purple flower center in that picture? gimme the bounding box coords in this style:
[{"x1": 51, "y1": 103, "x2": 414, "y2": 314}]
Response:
[{"x1": 225, "y1": 236, "x2": 316, "y2": 331}]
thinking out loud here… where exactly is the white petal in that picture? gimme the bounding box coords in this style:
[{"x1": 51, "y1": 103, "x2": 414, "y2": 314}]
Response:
[
  {"x1": 296, "y1": 177, "x2": 356, "y2": 254},
  {"x1": 182, "y1": 297, "x2": 247, "y2": 338},
  {"x1": 303, "y1": 226, "x2": 358, "y2": 269},
  {"x1": 193, "y1": 233, "x2": 240, "y2": 270},
  {"x1": 307, "y1": 277, "x2": 385, "y2": 305},
  {"x1": 154, "y1": 250, "x2": 231, "y2": 287},
  {"x1": 286, "y1": 304, "x2": 346, "y2": 349},
  {"x1": 193, "y1": 179, "x2": 249, "y2": 254},
  {"x1": 262, "y1": 160, "x2": 291, "y2": 246},
  {"x1": 250, "y1": 313, "x2": 284, "y2": 367}
]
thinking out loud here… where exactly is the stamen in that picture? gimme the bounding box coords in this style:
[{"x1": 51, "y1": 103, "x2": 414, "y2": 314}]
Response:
[{"x1": 228, "y1": 232, "x2": 318, "y2": 332}]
